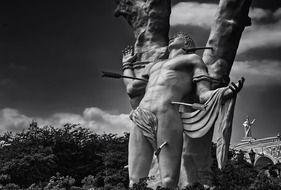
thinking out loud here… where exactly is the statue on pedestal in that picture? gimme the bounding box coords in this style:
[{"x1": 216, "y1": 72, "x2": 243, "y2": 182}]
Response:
[{"x1": 243, "y1": 116, "x2": 255, "y2": 139}]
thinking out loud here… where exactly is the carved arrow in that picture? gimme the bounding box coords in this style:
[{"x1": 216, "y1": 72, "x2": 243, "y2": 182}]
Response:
[
  {"x1": 171, "y1": 101, "x2": 207, "y2": 111},
  {"x1": 101, "y1": 71, "x2": 148, "y2": 82},
  {"x1": 183, "y1": 46, "x2": 213, "y2": 53}
]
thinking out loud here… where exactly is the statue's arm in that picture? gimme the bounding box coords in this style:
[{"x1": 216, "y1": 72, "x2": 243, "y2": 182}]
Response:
[
  {"x1": 251, "y1": 119, "x2": 255, "y2": 125},
  {"x1": 222, "y1": 77, "x2": 245, "y2": 99},
  {"x1": 196, "y1": 78, "x2": 244, "y2": 105},
  {"x1": 122, "y1": 66, "x2": 147, "y2": 99},
  {"x1": 192, "y1": 58, "x2": 213, "y2": 104},
  {"x1": 193, "y1": 57, "x2": 245, "y2": 102},
  {"x1": 122, "y1": 67, "x2": 135, "y2": 89},
  {"x1": 126, "y1": 76, "x2": 148, "y2": 98},
  {"x1": 121, "y1": 46, "x2": 137, "y2": 88},
  {"x1": 122, "y1": 46, "x2": 148, "y2": 98}
]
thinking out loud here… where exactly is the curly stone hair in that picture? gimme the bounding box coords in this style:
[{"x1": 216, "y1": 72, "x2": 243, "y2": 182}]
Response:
[{"x1": 170, "y1": 32, "x2": 196, "y2": 50}]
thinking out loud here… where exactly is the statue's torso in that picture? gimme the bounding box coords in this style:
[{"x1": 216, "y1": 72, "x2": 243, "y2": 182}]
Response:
[{"x1": 139, "y1": 54, "x2": 200, "y2": 113}]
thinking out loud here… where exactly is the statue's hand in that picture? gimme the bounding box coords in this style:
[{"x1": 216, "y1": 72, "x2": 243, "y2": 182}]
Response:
[
  {"x1": 229, "y1": 77, "x2": 245, "y2": 94},
  {"x1": 223, "y1": 77, "x2": 245, "y2": 99},
  {"x1": 122, "y1": 45, "x2": 137, "y2": 64}
]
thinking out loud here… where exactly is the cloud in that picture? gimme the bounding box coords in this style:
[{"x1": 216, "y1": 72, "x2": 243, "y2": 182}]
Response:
[
  {"x1": 0, "y1": 108, "x2": 31, "y2": 133},
  {"x1": 249, "y1": 8, "x2": 274, "y2": 23},
  {"x1": 230, "y1": 59, "x2": 281, "y2": 86},
  {"x1": 170, "y1": 3, "x2": 280, "y2": 28},
  {"x1": 170, "y1": 2, "x2": 217, "y2": 29},
  {"x1": 170, "y1": 2, "x2": 281, "y2": 54},
  {"x1": 0, "y1": 107, "x2": 131, "y2": 135},
  {"x1": 238, "y1": 7, "x2": 281, "y2": 54},
  {"x1": 238, "y1": 21, "x2": 281, "y2": 54},
  {"x1": 81, "y1": 107, "x2": 130, "y2": 135},
  {"x1": 273, "y1": 8, "x2": 281, "y2": 19}
]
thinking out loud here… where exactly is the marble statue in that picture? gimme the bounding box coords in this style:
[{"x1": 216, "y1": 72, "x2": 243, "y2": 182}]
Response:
[
  {"x1": 110, "y1": 0, "x2": 253, "y2": 189},
  {"x1": 121, "y1": 33, "x2": 244, "y2": 188},
  {"x1": 243, "y1": 116, "x2": 255, "y2": 138}
]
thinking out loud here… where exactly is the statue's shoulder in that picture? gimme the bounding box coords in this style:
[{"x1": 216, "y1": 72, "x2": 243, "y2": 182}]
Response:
[
  {"x1": 175, "y1": 54, "x2": 204, "y2": 66},
  {"x1": 176, "y1": 53, "x2": 202, "y2": 61},
  {"x1": 184, "y1": 53, "x2": 202, "y2": 60}
]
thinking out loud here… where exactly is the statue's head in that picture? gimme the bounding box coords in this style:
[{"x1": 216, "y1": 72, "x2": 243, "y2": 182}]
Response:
[{"x1": 168, "y1": 32, "x2": 196, "y2": 52}]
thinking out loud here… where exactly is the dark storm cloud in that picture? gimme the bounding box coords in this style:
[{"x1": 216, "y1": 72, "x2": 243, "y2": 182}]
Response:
[
  {"x1": 237, "y1": 47, "x2": 281, "y2": 61},
  {"x1": 0, "y1": 0, "x2": 134, "y2": 117},
  {"x1": 170, "y1": 2, "x2": 281, "y2": 56},
  {"x1": 252, "y1": 0, "x2": 281, "y2": 11},
  {"x1": 231, "y1": 84, "x2": 281, "y2": 143},
  {"x1": 0, "y1": 0, "x2": 281, "y2": 141},
  {"x1": 258, "y1": 85, "x2": 281, "y2": 112},
  {"x1": 172, "y1": 0, "x2": 281, "y2": 10}
]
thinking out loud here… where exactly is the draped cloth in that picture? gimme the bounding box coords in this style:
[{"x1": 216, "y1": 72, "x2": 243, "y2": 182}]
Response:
[
  {"x1": 129, "y1": 107, "x2": 158, "y2": 150},
  {"x1": 181, "y1": 87, "x2": 236, "y2": 168},
  {"x1": 146, "y1": 87, "x2": 237, "y2": 189}
]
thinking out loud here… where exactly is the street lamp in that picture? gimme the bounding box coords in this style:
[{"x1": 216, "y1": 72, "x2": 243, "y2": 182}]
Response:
[{"x1": 249, "y1": 149, "x2": 256, "y2": 165}]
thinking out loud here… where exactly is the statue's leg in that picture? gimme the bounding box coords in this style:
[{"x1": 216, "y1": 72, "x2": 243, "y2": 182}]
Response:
[
  {"x1": 180, "y1": 126, "x2": 214, "y2": 187},
  {"x1": 128, "y1": 123, "x2": 154, "y2": 186},
  {"x1": 157, "y1": 110, "x2": 183, "y2": 188}
]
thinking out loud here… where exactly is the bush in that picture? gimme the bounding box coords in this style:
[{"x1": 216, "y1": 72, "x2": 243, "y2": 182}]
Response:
[
  {"x1": 0, "y1": 123, "x2": 129, "y2": 188},
  {"x1": 1, "y1": 123, "x2": 281, "y2": 189}
]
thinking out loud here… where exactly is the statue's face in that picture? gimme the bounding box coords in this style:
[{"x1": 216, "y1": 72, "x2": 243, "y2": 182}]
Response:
[{"x1": 168, "y1": 36, "x2": 186, "y2": 50}]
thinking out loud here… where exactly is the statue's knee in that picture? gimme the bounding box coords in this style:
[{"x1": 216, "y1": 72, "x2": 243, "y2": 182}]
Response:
[
  {"x1": 129, "y1": 176, "x2": 140, "y2": 187},
  {"x1": 161, "y1": 176, "x2": 177, "y2": 188}
]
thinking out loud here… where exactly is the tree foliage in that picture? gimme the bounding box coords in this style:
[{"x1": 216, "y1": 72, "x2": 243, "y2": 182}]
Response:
[
  {"x1": 0, "y1": 123, "x2": 281, "y2": 189},
  {"x1": 0, "y1": 122, "x2": 128, "y2": 188},
  {"x1": 211, "y1": 144, "x2": 281, "y2": 190}
]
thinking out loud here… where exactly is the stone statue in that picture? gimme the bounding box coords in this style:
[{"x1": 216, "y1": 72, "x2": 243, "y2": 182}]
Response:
[
  {"x1": 243, "y1": 116, "x2": 255, "y2": 138},
  {"x1": 111, "y1": 0, "x2": 252, "y2": 188},
  {"x1": 121, "y1": 33, "x2": 244, "y2": 188}
]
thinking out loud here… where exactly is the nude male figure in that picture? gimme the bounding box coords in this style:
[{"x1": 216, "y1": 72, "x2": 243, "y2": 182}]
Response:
[{"x1": 122, "y1": 33, "x2": 243, "y2": 188}]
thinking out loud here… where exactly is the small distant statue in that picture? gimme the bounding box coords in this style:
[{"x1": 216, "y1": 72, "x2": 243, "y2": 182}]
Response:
[{"x1": 243, "y1": 116, "x2": 255, "y2": 138}]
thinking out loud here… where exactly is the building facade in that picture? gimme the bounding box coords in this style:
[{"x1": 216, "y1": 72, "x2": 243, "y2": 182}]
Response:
[
  {"x1": 233, "y1": 135, "x2": 281, "y2": 167},
  {"x1": 233, "y1": 116, "x2": 280, "y2": 166}
]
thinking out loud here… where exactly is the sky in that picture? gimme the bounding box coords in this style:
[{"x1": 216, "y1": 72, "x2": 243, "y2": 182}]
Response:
[{"x1": 0, "y1": 0, "x2": 281, "y2": 144}]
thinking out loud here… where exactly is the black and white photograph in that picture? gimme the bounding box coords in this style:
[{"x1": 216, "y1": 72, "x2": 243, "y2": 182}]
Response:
[{"x1": 0, "y1": 0, "x2": 281, "y2": 189}]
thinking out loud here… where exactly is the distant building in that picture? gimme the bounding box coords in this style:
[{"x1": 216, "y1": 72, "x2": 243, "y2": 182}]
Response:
[{"x1": 233, "y1": 116, "x2": 281, "y2": 167}]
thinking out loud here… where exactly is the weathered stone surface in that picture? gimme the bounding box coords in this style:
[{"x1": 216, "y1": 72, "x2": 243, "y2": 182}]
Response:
[
  {"x1": 114, "y1": 0, "x2": 170, "y2": 62},
  {"x1": 203, "y1": 0, "x2": 252, "y2": 88},
  {"x1": 114, "y1": 0, "x2": 148, "y2": 39},
  {"x1": 114, "y1": 0, "x2": 252, "y2": 188}
]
